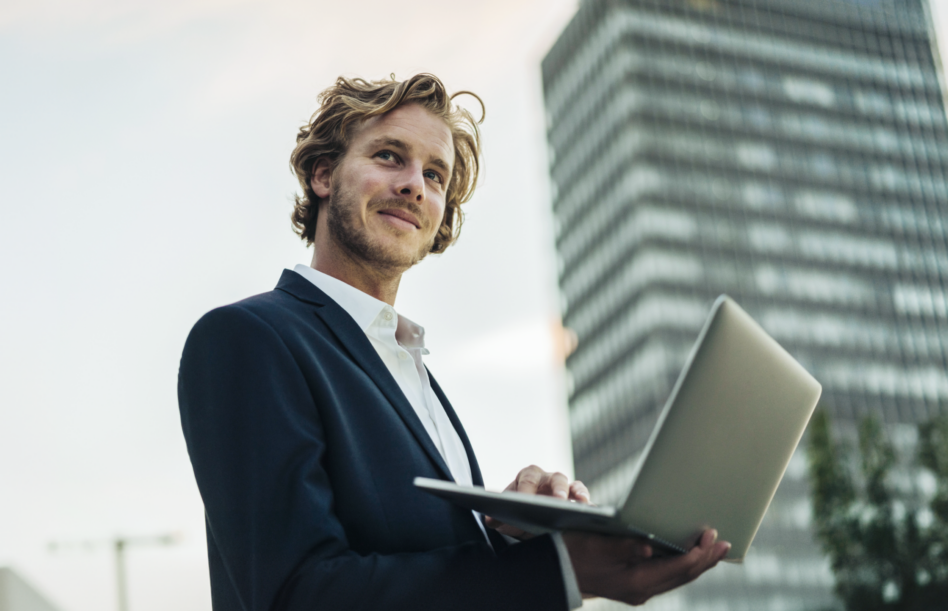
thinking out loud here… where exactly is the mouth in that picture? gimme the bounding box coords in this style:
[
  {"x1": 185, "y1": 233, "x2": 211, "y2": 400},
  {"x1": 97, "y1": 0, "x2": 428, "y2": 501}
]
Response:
[{"x1": 378, "y1": 208, "x2": 421, "y2": 229}]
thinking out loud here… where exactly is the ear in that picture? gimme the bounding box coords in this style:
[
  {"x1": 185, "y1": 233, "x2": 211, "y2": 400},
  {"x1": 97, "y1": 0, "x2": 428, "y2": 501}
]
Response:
[{"x1": 310, "y1": 158, "x2": 333, "y2": 199}]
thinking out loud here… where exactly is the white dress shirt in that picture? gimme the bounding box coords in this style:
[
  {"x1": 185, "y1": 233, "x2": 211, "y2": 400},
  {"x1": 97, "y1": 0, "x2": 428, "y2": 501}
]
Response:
[{"x1": 292, "y1": 265, "x2": 582, "y2": 609}]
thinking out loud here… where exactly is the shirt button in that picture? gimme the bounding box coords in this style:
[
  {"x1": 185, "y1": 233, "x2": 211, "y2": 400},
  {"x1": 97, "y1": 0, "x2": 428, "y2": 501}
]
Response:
[
  {"x1": 399, "y1": 352, "x2": 409, "y2": 360},
  {"x1": 384, "y1": 311, "x2": 394, "y2": 321}
]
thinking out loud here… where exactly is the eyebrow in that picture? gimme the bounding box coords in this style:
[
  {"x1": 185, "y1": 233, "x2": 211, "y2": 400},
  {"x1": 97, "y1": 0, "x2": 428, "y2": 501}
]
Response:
[{"x1": 368, "y1": 137, "x2": 451, "y2": 174}]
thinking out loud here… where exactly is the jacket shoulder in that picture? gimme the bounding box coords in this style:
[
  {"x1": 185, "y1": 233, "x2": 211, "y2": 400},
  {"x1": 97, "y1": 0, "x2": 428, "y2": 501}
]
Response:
[{"x1": 187, "y1": 287, "x2": 314, "y2": 342}]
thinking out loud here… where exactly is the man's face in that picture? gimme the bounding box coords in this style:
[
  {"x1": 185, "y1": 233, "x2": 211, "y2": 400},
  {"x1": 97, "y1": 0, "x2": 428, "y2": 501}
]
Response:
[{"x1": 312, "y1": 103, "x2": 454, "y2": 274}]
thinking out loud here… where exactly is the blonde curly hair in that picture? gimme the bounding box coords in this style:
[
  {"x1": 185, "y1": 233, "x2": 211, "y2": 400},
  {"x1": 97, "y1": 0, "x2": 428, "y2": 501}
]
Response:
[{"x1": 289, "y1": 73, "x2": 484, "y2": 254}]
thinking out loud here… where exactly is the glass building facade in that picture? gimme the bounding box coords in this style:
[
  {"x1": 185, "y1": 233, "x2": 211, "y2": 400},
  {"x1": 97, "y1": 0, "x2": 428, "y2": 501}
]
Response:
[{"x1": 542, "y1": 0, "x2": 948, "y2": 608}]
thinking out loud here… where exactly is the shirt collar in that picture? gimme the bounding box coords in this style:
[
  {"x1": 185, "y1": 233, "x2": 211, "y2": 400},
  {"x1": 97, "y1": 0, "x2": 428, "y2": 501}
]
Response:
[
  {"x1": 292, "y1": 264, "x2": 428, "y2": 352},
  {"x1": 293, "y1": 264, "x2": 386, "y2": 331}
]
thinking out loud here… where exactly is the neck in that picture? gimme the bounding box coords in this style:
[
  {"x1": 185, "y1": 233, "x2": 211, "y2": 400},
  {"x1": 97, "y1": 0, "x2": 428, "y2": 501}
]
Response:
[{"x1": 309, "y1": 247, "x2": 402, "y2": 306}]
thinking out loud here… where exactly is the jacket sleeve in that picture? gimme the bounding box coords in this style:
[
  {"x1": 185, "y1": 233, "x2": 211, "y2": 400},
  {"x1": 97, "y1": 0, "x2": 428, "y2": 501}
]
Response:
[{"x1": 177, "y1": 304, "x2": 569, "y2": 611}]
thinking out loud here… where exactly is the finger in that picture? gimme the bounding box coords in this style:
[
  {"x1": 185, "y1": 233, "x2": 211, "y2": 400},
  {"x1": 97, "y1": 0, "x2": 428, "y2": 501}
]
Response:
[
  {"x1": 630, "y1": 530, "x2": 724, "y2": 594},
  {"x1": 495, "y1": 523, "x2": 530, "y2": 538},
  {"x1": 697, "y1": 529, "x2": 731, "y2": 562},
  {"x1": 543, "y1": 472, "x2": 570, "y2": 499},
  {"x1": 694, "y1": 529, "x2": 731, "y2": 561},
  {"x1": 514, "y1": 465, "x2": 544, "y2": 495},
  {"x1": 699, "y1": 528, "x2": 718, "y2": 548},
  {"x1": 569, "y1": 480, "x2": 591, "y2": 504},
  {"x1": 484, "y1": 515, "x2": 528, "y2": 538}
]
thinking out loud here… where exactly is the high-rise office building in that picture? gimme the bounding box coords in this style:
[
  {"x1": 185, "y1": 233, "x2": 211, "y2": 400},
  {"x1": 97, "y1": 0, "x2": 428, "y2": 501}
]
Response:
[
  {"x1": 542, "y1": 0, "x2": 948, "y2": 608},
  {"x1": 0, "y1": 568, "x2": 62, "y2": 611}
]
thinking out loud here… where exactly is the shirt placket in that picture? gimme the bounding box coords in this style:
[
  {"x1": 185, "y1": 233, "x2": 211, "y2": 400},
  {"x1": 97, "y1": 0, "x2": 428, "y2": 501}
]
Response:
[
  {"x1": 416, "y1": 353, "x2": 473, "y2": 486},
  {"x1": 383, "y1": 306, "x2": 489, "y2": 543},
  {"x1": 380, "y1": 309, "x2": 447, "y2": 458}
]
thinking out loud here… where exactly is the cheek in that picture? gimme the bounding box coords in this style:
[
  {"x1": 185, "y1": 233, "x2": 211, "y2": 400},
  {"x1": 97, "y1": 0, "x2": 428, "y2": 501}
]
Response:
[
  {"x1": 428, "y1": 198, "x2": 447, "y2": 230},
  {"x1": 361, "y1": 164, "x2": 393, "y2": 192},
  {"x1": 362, "y1": 174, "x2": 388, "y2": 194},
  {"x1": 343, "y1": 165, "x2": 386, "y2": 200}
]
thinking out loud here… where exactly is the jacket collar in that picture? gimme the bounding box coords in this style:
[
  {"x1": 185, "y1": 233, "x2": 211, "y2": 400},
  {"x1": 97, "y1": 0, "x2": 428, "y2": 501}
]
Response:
[
  {"x1": 275, "y1": 269, "x2": 455, "y2": 481},
  {"x1": 274, "y1": 268, "x2": 328, "y2": 307},
  {"x1": 291, "y1": 264, "x2": 386, "y2": 332}
]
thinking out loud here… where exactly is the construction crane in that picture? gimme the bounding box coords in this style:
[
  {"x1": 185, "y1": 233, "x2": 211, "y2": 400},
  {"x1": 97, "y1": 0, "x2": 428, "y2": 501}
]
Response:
[{"x1": 48, "y1": 532, "x2": 179, "y2": 611}]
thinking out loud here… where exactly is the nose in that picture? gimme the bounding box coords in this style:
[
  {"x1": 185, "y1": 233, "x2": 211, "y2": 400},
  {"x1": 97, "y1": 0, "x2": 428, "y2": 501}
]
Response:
[{"x1": 396, "y1": 164, "x2": 425, "y2": 203}]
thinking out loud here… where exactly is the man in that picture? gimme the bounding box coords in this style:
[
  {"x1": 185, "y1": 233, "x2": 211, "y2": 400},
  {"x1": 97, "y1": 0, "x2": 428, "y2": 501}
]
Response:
[{"x1": 178, "y1": 73, "x2": 729, "y2": 611}]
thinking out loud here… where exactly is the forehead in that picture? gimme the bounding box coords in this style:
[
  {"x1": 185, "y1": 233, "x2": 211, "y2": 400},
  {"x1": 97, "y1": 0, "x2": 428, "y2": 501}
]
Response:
[{"x1": 352, "y1": 104, "x2": 454, "y2": 169}]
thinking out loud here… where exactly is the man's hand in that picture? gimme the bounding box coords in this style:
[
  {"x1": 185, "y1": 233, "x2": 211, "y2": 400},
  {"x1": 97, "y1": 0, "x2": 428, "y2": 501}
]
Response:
[
  {"x1": 485, "y1": 465, "x2": 590, "y2": 538},
  {"x1": 564, "y1": 528, "x2": 730, "y2": 605},
  {"x1": 485, "y1": 465, "x2": 728, "y2": 604}
]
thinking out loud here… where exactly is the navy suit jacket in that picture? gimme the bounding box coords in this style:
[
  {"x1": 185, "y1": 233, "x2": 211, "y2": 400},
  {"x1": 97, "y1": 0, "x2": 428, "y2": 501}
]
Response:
[{"x1": 178, "y1": 270, "x2": 569, "y2": 610}]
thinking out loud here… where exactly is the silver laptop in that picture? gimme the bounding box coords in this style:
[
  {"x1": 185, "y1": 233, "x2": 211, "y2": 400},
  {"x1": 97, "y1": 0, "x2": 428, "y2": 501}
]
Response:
[{"x1": 416, "y1": 295, "x2": 821, "y2": 561}]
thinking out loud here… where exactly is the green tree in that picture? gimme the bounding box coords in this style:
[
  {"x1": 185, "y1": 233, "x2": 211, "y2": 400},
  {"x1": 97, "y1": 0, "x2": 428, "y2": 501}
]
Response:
[
  {"x1": 806, "y1": 409, "x2": 948, "y2": 611},
  {"x1": 917, "y1": 414, "x2": 948, "y2": 595}
]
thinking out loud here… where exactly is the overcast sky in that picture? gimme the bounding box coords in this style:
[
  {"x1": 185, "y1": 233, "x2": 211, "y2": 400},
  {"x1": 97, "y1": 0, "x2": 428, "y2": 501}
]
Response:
[{"x1": 3, "y1": 2, "x2": 948, "y2": 610}]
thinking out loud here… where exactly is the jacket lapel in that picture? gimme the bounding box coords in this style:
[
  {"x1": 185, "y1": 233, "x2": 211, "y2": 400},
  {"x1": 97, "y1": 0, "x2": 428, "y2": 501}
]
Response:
[
  {"x1": 430, "y1": 371, "x2": 509, "y2": 550},
  {"x1": 275, "y1": 270, "x2": 453, "y2": 481}
]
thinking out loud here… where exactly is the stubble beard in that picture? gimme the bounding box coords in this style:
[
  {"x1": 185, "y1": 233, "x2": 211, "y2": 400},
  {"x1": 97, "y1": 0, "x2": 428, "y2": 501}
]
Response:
[{"x1": 325, "y1": 181, "x2": 436, "y2": 275}]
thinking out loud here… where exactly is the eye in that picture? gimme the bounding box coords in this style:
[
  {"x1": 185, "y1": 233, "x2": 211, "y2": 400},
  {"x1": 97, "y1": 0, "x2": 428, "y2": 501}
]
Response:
[
  {"x1": 424, "y1": 170, "x2": 443, "y2": 184},
  {"x1": 375, "y1": 150, "x2": 396, "y2": 162}
]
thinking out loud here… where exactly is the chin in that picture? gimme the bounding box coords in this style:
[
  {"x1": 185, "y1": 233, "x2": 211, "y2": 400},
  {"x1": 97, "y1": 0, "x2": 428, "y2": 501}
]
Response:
[
  {"x1": 374, "y1": 228, "x2": 435, "y2": 263},
  {"x1": 347, "y1": 235, "x2": 426, "y2": 272},
  {"x1": 386, "y1": 243, "x2": 432, "y2": 269},
  {"x1": 327, "y1": 203, "x2": 434, "y2": 271}
]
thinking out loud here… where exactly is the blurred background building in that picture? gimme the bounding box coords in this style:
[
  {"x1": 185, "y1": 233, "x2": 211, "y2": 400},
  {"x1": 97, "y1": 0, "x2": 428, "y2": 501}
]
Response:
[
  {"x1": 0, "y1": 568, "x2": 61, "y2": 611},
  {"x1": 542, "y1": 0, "x2": 948, "y2": 608}
]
